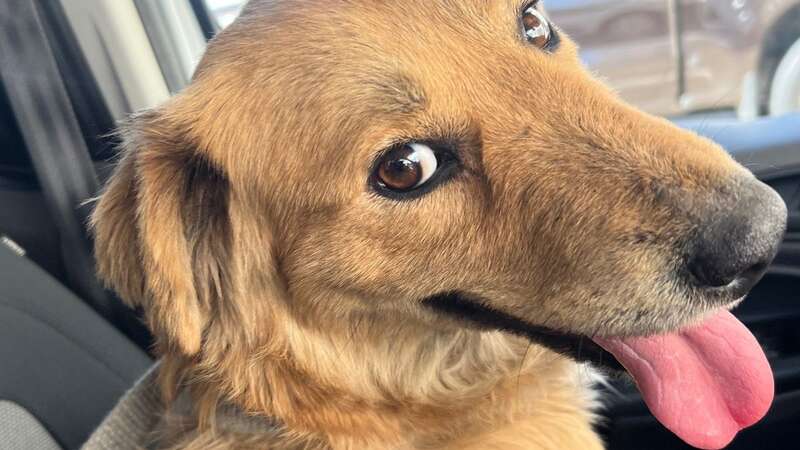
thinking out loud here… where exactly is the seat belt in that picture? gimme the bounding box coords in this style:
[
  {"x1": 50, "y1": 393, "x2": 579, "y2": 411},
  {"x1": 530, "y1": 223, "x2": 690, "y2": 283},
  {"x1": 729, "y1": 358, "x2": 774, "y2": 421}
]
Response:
[{"x1": 0, "y1": 0, "x2": 114, "y2": 319}]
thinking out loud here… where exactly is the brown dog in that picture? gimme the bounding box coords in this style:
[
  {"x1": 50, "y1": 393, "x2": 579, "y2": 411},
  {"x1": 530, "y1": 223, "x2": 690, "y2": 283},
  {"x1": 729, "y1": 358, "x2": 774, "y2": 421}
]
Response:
[{"x1": 91, "y1": 1, "x2": 787, "y2": 449}]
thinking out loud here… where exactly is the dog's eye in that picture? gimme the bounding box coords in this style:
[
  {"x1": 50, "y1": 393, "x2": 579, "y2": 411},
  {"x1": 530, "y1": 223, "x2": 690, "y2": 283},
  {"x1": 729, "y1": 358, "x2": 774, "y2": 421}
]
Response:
[
  {"x1": 375, "y1": 143, "x2": 438, "y2": 192},
  {"x1": 522, "y1": 5, "x2": 552, "y2": 48}
]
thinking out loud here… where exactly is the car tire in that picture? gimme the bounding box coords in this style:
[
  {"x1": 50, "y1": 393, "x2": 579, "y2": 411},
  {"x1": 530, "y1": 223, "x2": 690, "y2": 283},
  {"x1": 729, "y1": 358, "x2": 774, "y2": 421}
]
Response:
[{"x1": 769, "y1": 36, "x2": 800, "y2": 116}]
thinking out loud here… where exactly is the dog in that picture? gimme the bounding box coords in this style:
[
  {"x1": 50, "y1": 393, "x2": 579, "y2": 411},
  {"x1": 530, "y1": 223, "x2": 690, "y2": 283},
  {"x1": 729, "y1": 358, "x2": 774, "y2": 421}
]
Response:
[{"x1": 91, "y1": 1, "x2": 787, "y2": 448}]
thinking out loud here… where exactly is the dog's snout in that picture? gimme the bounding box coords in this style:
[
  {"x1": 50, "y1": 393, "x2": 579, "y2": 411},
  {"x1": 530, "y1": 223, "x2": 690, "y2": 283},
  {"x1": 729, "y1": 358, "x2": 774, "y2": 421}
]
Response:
[{"x1": 687, "y1": 178, "x2": 787, "y2": 298}]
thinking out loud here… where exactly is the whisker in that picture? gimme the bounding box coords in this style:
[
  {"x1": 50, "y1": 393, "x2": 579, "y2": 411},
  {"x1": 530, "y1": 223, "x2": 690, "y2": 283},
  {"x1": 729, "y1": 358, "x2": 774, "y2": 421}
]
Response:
[{"x1": 517, "y1": 342, "x2": 532, "y2": 402}]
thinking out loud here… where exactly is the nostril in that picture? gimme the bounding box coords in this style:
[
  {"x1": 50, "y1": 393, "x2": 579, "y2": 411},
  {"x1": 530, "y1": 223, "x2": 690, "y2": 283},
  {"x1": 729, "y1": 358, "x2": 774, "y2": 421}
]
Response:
[
  {"x1": 743, "y1": 261, "x2": 768, "y2": 278},
  {"x1": 689, "y1": 256, "x2": 739, "y2": 288},
  {"x1": 689, "y1": 255, "x2": 770, "y2": 294},
  {"x1": 738, "y1": 260, "x2": 770, "y2": 287}
]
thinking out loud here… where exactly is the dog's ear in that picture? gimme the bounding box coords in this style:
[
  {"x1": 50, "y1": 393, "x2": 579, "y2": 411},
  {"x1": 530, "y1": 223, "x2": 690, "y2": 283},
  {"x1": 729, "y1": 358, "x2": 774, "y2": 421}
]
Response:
[{"x1": 91, "y1": 111, "x2": 231, "y2": 355}]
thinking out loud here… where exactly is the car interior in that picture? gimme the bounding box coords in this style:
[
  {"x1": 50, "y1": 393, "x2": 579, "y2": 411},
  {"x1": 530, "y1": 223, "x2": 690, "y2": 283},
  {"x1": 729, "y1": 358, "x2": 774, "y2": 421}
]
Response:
[{"x1": 1, "y1": 1, "x2": 799, "y2": 449}]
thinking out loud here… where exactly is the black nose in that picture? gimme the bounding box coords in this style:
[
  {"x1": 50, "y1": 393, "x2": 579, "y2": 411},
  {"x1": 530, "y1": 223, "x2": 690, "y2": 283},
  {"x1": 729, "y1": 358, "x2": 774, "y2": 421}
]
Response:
[{"x1": 687, "y1": 178, "x2": 787, "y2": 297}]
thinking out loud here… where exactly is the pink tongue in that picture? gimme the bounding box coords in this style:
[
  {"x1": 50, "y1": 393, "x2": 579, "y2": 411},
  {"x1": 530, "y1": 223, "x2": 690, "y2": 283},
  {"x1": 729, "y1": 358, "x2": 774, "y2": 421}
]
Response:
[{"x1": 593, "y1": 310, "x2": 773, "y2": 450}]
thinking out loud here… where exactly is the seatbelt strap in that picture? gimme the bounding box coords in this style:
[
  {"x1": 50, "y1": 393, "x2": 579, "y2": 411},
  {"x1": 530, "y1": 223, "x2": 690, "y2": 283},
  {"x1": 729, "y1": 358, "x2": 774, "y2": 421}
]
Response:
[{"x1": 0, "y1": 0, "x2": 109, "y2": 316}]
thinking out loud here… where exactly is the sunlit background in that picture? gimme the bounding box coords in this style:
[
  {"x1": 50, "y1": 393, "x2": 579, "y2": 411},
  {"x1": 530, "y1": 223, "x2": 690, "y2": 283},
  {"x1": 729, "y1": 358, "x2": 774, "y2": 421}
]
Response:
[{"x1": 204, "y1": 0, "x2": 800, "y2": 121}]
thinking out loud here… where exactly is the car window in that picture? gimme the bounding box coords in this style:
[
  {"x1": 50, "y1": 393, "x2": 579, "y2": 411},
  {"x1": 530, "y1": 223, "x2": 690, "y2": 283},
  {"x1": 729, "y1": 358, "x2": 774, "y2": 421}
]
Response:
[
  {"x1": 202, "y1": 0, "x2": 800, "y2": 121},
  {"x1": 204, "y1": 0, "x2": 244, "y2": 29}
]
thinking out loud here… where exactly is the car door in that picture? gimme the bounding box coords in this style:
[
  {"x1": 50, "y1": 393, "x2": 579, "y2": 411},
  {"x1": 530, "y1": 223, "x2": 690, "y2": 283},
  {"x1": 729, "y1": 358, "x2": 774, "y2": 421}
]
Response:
[{"x1": 546, "y1": 0, "x2": 680, "y2": 116}]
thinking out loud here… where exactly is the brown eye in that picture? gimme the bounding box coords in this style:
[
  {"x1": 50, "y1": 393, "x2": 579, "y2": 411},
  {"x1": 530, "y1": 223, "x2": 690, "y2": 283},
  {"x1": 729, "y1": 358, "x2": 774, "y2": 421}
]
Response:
[
  {"x1": 522, "y1": 5, "x2": 552, "y2": 48},
  {"x1": 376, "y1": 143, "x2": 439, "y2": 192}
]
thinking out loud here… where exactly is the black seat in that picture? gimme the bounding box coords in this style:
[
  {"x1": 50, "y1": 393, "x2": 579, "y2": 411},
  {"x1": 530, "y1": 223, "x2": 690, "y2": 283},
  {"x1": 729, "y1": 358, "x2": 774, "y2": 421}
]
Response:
[{"x1": 0, "y1": 242, "x2": 152, "y2": 449}]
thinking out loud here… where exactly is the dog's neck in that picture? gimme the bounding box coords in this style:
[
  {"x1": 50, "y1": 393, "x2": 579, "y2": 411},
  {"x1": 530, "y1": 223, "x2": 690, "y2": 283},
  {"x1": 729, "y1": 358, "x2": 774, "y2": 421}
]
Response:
[
  {"x1": 160, "y1": 304, "x2": 596, "y2": 448},
  {"x1": 285, "y1": 310, "x2": 536, "y2": 401}
]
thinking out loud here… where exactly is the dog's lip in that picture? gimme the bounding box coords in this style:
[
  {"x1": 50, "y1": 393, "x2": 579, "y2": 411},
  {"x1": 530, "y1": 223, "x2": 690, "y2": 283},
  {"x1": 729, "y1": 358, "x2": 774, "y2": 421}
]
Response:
[
  {"x1": 422, "y1": 292, "x2": 624, "y2": 371},
  {"x1": 423, "y1": 292, "x2": 746, "y2": 373},
  {"x1": 519, "y1": 326, "x2": 625, "y2": 372}
]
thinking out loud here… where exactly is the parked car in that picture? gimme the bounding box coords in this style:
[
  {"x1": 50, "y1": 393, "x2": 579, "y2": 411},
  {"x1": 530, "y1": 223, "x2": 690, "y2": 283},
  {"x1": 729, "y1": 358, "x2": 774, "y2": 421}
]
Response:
[{"x1": 546, "y1": 0, "x2": 800, "y2": 117}]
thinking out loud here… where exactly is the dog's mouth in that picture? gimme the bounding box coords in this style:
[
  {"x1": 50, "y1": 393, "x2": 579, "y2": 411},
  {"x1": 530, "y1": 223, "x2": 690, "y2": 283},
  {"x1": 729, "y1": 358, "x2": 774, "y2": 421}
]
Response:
[
  {"x1": 424, "y1": 292, "x2": 774, "y2": 450},
  {"x1": 423, "y1": 293, "x2": 623, "y2": 370}
]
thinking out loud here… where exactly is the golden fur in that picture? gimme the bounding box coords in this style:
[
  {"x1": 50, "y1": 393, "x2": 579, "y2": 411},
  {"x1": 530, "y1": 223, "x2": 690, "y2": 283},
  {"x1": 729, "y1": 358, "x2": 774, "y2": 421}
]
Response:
[{"x1": 91, "y1": 1, "x2": 751, "y2": 448}]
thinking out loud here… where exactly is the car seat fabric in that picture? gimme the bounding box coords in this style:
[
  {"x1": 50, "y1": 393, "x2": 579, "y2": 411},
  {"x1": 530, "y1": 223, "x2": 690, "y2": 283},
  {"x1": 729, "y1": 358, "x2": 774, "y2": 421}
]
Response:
[
  {"x1": 0, "y1": 400, "x2": 61, "y2": 450},
  {"x1": 0, "y1": 243, "x2": 152, "y2": 449}
]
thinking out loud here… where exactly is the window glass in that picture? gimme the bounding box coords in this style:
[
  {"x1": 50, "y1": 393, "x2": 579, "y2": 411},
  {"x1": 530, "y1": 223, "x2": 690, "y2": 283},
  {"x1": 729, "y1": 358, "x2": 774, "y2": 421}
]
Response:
[
  {"x1": 204, "y1": 0, "x2": 244, "y2": 29},
  {"x1": 546, "y1": 0, "x2": 800, "y2": 119},
  {"x1": 204, "y1": 0, "x2": 800, "y2": 119}
]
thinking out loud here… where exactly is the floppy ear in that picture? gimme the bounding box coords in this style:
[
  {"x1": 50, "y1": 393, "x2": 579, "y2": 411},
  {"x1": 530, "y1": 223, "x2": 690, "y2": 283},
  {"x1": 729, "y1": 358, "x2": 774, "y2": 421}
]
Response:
[{"x1": 91, "y1": 111, "x2": 232, "y2": 355}]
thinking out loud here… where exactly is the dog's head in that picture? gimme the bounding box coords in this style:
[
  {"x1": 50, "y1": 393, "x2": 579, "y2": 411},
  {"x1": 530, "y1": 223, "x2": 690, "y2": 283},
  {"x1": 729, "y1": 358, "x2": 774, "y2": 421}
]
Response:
[{"x1": 94, "y1": 0, "x2": 785, "y2": 384}]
